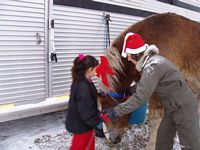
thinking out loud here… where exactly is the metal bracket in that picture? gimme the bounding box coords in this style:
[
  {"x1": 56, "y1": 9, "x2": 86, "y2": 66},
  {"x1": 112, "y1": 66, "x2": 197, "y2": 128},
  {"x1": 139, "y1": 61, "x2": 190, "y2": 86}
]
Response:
[{"x1": 50, "y1": 19, "x2": 54, "y2": 28}]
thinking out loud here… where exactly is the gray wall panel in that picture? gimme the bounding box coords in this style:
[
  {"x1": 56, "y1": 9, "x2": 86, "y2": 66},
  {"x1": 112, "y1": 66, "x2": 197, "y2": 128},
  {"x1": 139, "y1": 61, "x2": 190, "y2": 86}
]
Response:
[{"x1": 0, "y1": 0, "x2": 46, "y2": 105}]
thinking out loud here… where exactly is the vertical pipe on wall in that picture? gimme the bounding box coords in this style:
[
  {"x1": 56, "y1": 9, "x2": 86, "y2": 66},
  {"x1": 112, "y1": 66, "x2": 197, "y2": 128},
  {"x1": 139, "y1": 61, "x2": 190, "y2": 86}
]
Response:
[
  {"x1": 48, "y1": 0, "x2": 53, "y2": 97},
  {"x1": 44, "y1": 0, "x2": 50, "y2": 98}
]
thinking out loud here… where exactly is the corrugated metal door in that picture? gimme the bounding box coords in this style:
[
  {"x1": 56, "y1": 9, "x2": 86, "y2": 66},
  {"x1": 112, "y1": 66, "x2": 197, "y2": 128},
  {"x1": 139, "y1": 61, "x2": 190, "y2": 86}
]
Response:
[
  {"x1": 0, "y1": 0, "x2": 47, "y2": 105},
  {"x1": 52, "y1": 5, "x2": 143, "y2": 96}
]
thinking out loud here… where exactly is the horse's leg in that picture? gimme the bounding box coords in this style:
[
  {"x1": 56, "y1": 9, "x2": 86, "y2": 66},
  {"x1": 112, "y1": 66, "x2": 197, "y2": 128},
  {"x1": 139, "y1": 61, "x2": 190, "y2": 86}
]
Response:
[{"x1": 186, "y1": 80, "x2": 200, "y2": 126}]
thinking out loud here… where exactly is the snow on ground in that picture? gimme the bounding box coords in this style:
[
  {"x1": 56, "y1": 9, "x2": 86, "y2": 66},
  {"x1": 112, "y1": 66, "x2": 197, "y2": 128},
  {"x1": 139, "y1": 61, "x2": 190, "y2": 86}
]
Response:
[{"x1": 0, "y1": 110, "x2": 181, "y2": 150}]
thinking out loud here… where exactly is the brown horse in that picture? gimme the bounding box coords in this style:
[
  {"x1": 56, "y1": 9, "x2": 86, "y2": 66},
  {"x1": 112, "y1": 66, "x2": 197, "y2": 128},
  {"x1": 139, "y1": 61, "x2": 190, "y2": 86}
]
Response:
[{"x1": 98, "y1": 12, "x2": 200, "y2": 149}]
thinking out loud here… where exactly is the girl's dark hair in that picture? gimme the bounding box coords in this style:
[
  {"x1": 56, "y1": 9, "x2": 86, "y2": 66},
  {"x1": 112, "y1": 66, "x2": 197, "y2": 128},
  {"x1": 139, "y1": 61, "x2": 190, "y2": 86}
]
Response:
[{"x1": 72, "y1": 55, "x2": 99, "y2": 82}]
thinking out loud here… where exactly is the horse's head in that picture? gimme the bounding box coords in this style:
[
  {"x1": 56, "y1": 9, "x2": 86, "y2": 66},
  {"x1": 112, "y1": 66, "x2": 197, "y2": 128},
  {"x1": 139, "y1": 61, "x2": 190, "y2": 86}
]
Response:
[
  {"x1": 98, "y1": 93, "x2": 132, "y2": 143},
  {"x1": 97, "y1": 42, "x2": 140, "y2": 143}
]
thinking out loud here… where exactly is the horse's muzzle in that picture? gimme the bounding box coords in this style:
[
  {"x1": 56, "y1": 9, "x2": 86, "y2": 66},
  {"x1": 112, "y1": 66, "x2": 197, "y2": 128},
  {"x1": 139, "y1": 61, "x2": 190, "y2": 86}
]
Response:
[{"x1": 110, "y1": 135, "x2": 121, "y2": 144}]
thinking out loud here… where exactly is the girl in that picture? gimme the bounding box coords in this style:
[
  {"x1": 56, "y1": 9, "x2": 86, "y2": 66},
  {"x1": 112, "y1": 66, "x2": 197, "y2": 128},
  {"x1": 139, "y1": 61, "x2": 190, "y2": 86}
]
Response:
[{"x1": 65, "y1": 54, "x2": 102, "y2": 150}]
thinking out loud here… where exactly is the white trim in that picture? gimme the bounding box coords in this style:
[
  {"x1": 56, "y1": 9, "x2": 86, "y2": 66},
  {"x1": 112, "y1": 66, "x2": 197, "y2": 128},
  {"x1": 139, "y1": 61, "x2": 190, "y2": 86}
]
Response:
[
  {"x1": 0, "y1": 96, "x2": 69, "y2": 123},
  {"x1": 126, "y1": 44, "x2": 148, "y2": 54},
  {"x1": 121, "y1": 32, "x2": 134, "y2": 58}
]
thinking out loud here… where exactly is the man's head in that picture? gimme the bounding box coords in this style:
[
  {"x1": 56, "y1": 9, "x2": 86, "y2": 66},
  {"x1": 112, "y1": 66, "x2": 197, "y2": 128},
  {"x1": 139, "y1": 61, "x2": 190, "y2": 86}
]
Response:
[
  {"x1": 127, "y1": 53, "x2": 144, "y2": 64},
  {"x1": 121, "y1": 32, "x2": 148, "y2": 64}
]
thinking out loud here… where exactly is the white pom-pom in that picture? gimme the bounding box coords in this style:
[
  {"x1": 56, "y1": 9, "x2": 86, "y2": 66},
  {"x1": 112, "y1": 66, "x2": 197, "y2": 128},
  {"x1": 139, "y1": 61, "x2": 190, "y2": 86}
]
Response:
[{"x1": 144, "y1": 45, "x2": 159, "y2": 55}]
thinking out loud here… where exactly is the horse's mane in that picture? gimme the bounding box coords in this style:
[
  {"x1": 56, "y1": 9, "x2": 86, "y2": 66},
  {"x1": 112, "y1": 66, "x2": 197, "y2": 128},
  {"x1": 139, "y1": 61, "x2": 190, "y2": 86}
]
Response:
[
  {"x1": 99, "y1": 46, "x2": 125, "y2": 93},
  {"x1": 99, "y1": 12, "x2": 200, "y2": 96}
]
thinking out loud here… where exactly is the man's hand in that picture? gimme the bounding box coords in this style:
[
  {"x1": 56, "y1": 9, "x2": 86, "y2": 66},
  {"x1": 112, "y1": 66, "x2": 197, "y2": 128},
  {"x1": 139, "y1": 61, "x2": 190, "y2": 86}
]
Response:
[
  {"x1": 97, "y1": 112, "x2": 115, "y2": 129},
  {"x1": 101, "y1": 108, "x2": 117, "y2": 120}
]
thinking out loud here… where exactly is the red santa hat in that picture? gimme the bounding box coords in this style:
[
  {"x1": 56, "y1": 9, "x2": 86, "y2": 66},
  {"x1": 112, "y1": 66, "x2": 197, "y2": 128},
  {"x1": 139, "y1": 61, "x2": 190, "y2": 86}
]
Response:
[{"x1": 121, "y1": 32, "x2": 148, "y2": 58}]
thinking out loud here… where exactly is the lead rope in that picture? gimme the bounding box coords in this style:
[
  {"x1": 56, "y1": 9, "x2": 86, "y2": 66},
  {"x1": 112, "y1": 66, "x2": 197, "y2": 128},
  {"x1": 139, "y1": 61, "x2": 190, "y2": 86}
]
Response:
[{"x1": 104, "y1": 13, "x2": 111, "y2": 49}]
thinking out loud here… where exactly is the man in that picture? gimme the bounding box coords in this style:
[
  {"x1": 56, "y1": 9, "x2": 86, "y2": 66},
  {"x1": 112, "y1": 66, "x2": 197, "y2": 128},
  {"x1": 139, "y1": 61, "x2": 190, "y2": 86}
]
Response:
[{"x1": 104, "y1": 32, "x2": 200, "y2": 150}]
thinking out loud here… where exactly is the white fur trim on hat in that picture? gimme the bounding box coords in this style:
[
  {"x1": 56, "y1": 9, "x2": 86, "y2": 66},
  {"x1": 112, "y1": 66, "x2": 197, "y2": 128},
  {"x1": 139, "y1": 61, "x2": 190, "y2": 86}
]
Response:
[
  {"x1": 126, "y1": 44, "x2": 148, "y2": 54},
  {"x1": 121, "y1": 32, "x2": 134, "y2": 58},
  {"x1": 144, "y1": 45, "x2": 159, "y2": 55}
]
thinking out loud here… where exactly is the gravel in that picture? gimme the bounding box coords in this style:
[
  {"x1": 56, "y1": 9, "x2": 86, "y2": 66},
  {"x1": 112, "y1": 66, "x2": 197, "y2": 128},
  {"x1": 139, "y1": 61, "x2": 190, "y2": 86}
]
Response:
[
  {"x1": 33, "y1": 122, "x2": 150, "y2": 150},
  {"x1": 0, "y1": 110, "x2": 181, "y2": 150}
]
